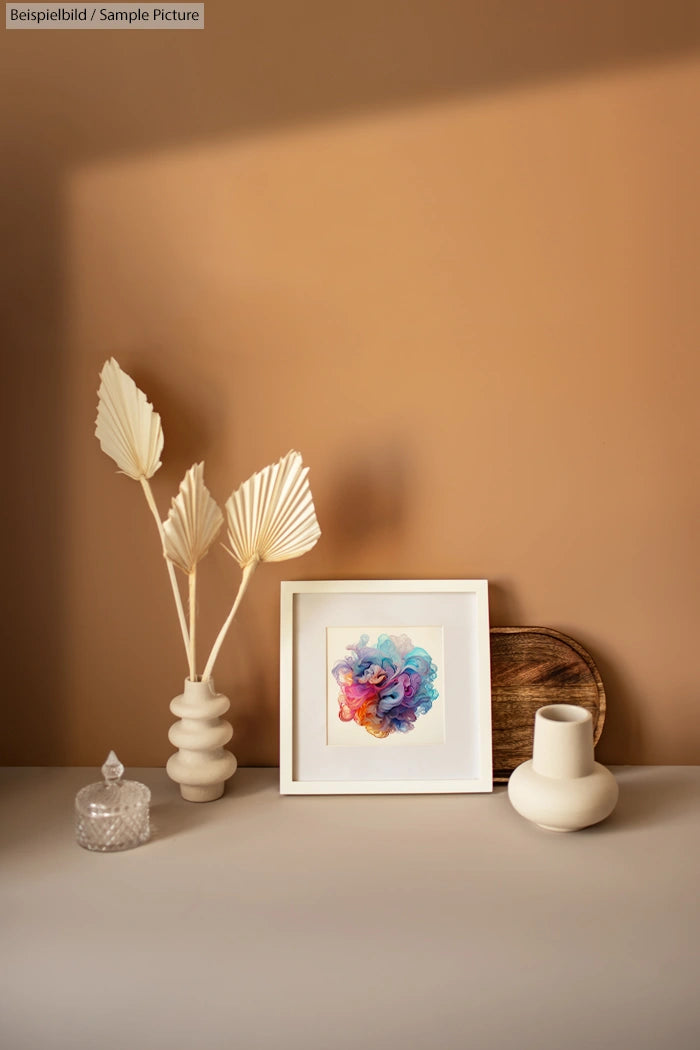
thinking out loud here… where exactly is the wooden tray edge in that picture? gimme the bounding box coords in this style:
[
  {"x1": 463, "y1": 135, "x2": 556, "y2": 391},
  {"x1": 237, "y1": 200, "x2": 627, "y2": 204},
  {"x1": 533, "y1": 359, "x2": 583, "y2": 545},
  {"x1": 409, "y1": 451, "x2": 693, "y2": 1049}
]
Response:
[{"x1": 489, "y1": 626, "x2": 607, "y2": 783}]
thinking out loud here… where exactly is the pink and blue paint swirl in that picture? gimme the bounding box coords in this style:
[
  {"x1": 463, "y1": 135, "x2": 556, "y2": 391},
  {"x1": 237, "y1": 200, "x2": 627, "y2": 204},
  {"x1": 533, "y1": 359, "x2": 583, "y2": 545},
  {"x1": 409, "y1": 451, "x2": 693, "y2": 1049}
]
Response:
[{"x1": 332, "y1": 633, "x2": 438, "y2": 739}]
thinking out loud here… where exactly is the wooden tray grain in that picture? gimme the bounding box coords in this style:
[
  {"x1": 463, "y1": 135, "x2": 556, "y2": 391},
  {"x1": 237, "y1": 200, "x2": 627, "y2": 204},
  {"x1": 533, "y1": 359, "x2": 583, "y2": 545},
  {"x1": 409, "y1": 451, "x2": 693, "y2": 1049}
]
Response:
[{"x1": 490, "y1": 627, "x2": 606, "y2": 782}]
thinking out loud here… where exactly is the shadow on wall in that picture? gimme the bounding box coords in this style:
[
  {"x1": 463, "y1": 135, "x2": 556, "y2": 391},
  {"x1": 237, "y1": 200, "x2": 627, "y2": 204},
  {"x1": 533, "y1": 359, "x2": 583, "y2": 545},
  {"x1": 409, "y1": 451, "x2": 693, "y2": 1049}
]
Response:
[
  {"x1": 129, "y1": 359, "x2": 230, "y2": 484},
  {"x1": 322, "y1": 444, "x2": 410, "y2": 564},
  {"x1": 2, "y1": 1, "x2": 699, "y2": 761},
  {"x1": 4, "y1": 2, "x2": 698, "y2": 164}
]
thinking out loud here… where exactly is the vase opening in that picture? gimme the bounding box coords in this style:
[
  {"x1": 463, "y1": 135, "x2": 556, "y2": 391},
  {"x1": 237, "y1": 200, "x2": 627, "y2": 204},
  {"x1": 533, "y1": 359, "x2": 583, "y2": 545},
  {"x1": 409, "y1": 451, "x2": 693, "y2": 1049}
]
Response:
[
  {"x1": 539, "y1": 704, "x2": 589, "y2": 724},
  {"x1": 532, "y1": 703, "x2": 594, "y2": 780}
]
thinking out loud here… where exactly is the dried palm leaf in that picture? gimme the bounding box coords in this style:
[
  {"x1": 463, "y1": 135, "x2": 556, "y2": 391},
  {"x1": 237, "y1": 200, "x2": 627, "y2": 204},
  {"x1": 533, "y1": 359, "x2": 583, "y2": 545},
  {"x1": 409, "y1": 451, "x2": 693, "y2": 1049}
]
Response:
[
  {"x1": 224, "y1": 450, "x2": 321, "y2": 568},
  {"x1": 163, "y1": 464, "x2": 224, "y2": 575},
  {"x1": 164, "y1": 464, "x2": 224, "y2": 680},
  {"x1": 95, "y1": 358, "x2": 163, "y2": 480},
  {"x1": 202, "y1": 450, "x2": 320, "y2": 680},
  {"x1": 95, "y1": 358, "x2": 190, "y2": 668}
]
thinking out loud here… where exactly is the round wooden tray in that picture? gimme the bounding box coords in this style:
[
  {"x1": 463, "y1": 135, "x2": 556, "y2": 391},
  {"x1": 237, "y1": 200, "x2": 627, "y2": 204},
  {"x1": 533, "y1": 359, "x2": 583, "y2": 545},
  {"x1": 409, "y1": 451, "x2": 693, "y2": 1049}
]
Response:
[{"x1": 490, "y1": 626, "x2": 606, "y2": 782}]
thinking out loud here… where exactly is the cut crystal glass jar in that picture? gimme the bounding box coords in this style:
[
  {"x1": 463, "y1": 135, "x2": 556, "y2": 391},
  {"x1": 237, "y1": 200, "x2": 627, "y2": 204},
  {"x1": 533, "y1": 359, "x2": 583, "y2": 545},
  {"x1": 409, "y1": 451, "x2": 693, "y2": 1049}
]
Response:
[{"x1": 75, "y1": 751, "x2": 151, "y2": 852}]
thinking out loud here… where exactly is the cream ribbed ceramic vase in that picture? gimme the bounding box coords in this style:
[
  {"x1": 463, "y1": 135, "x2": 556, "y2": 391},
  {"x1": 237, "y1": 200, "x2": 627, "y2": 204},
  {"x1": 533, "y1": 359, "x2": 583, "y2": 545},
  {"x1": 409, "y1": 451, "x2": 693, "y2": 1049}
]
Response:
[
  {"x1": 166, "y1": 679, "x2": 237, "y2": 802},
  {"x1": 508, "y1": 704, "x2": 618, "y2": 831}
]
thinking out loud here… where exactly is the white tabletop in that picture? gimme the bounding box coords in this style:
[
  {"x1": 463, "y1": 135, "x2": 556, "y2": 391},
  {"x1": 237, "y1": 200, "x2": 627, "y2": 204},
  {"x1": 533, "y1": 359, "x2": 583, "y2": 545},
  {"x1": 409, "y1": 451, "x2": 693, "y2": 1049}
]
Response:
[{"x1": 1, "y1": 766, "x2": 699, "y2": 1050}]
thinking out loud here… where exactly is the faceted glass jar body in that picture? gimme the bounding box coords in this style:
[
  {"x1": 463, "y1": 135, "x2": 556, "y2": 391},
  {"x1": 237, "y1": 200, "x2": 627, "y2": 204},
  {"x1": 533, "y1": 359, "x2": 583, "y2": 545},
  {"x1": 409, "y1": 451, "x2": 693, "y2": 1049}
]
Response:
[{"x1": 75, "y1": 752, "x2": 151, "y2": 851}]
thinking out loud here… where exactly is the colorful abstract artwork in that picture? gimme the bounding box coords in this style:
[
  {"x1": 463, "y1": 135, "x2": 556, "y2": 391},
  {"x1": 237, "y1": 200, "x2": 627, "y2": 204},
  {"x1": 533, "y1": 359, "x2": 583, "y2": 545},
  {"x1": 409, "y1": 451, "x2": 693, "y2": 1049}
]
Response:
[{"x1": 329, "y1": 630, "x2": 441, "y2": 743}]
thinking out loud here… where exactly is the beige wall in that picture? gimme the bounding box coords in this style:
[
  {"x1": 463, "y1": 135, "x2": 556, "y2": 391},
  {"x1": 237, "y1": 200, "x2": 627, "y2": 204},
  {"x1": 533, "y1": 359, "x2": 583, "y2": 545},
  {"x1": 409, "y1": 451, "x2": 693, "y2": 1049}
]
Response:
[{"x1": 2, "y1": 4, "x2": 699, "y2": 767}]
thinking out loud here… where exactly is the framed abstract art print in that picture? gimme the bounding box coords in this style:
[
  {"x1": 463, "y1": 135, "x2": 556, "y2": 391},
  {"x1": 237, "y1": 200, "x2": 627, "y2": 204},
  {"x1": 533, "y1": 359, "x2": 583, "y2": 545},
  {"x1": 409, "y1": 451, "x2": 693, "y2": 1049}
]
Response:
[{"x1": 280, "y1": 580, "x2": 492, "y2": 794}]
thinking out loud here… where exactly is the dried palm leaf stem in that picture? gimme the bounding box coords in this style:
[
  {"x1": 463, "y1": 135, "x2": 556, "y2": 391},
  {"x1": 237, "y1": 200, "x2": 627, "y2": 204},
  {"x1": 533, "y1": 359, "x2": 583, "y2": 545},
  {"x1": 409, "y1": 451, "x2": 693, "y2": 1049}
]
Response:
[
  {"x1": 139, "y1": 477, "x2": 192, "y2": 675},
  {"x1": 201, "y1": 558, "x2": 258, "y2": 682}
]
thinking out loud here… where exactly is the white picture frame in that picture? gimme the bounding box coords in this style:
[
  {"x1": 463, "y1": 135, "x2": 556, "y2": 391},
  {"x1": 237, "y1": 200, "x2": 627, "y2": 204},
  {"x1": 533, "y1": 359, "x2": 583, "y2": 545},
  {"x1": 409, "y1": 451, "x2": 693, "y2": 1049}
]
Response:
[{"x1": 280, "y1": 580, "x2": 492, "y2": 794}]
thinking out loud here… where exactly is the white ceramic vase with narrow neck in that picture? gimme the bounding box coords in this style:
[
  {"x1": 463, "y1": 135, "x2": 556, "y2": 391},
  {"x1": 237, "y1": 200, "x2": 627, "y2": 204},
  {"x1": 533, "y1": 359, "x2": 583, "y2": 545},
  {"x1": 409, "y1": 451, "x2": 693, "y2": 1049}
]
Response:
[
  {"x1": 507, "y1": 704, "x2": 618, "y2": 832},
  {"x1": 166, "y1": 678, "x2": 237, "y2": 802}
]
